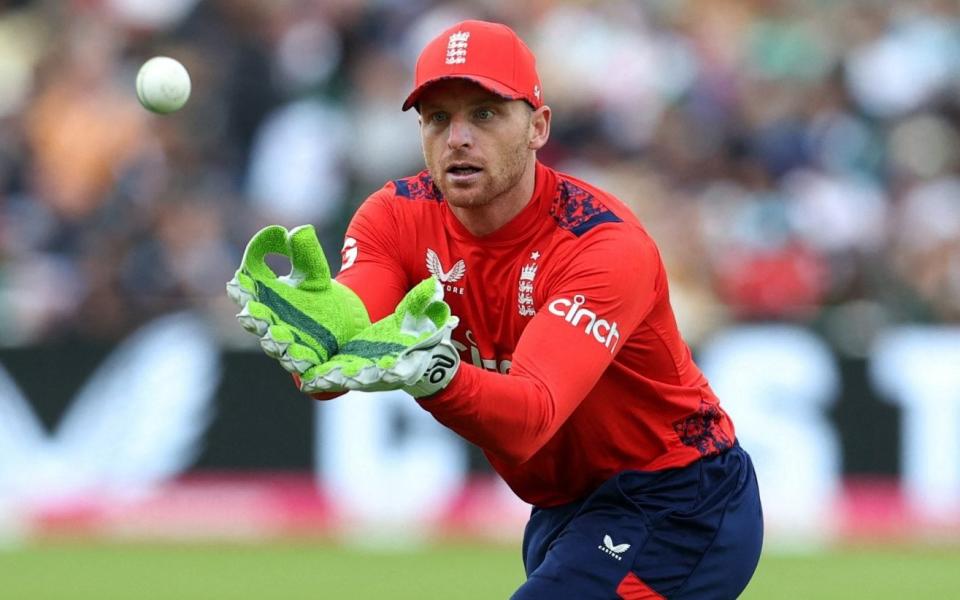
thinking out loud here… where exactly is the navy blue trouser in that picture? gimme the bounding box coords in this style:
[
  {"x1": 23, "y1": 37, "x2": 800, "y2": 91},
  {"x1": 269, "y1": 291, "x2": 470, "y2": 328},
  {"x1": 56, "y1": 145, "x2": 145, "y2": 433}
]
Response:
[{"x1": 511, "y1": 442, "x2": 763, "y2": 599}]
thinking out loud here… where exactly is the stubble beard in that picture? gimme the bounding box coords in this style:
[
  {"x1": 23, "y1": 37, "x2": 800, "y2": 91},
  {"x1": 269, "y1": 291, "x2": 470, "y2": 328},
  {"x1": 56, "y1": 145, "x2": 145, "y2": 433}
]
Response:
[{"x1": 429, "y1": 140, "x2": 530, "y2": 209}]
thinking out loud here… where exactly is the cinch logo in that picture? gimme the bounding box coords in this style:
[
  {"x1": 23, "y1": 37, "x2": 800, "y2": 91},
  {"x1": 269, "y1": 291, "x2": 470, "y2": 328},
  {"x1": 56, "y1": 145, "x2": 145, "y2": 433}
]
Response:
[
  {"x1": 598, "y1": 534, "x2": 631, "y2": 560},
  {"x1": 452, "y1": 329, "x2": 511, "y2": 374},
  {"x1": 548, "y1": 295, "x2": 620, "y2": 352}
]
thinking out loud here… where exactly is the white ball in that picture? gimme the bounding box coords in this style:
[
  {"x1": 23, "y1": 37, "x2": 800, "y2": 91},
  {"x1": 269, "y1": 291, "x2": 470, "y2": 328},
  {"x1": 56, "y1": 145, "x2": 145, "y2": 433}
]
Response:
[{"x1": 136, "y1": 56, "x2": 191, "y2": 114}]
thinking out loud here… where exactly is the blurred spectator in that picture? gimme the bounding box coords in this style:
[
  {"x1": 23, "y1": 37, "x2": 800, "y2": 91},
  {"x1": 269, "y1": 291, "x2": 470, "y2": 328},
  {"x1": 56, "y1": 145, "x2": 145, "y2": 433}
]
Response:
[
  {"x1": 25, "y1": 19, "x2": 151, "y2": 222},
  {"x1": 0, "y1": 0, "x2": 958, "y2": 350}
]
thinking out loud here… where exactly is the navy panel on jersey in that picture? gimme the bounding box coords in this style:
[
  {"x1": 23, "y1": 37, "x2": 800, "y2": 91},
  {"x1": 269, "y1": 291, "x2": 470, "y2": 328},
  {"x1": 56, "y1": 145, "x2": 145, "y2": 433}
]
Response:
[
  {"x1": 392, "y1": 171, "x2": 442, "y2": 202},
  {"x1": 549, "y1": 179, "x2": 623, "y2": 237},
  {"x1": 511, "y1": 442, "x2": 763, "y2": 600}
]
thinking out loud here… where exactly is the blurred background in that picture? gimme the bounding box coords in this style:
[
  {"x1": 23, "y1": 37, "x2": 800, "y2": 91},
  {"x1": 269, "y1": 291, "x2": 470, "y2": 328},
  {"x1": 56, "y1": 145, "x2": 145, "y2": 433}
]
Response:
[{"x1": 0, "y1": 0, "x2": 959, "y2": 598}]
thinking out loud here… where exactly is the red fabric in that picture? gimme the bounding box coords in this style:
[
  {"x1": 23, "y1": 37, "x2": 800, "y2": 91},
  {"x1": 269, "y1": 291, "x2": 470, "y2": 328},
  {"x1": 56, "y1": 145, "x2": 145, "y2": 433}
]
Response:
[
  {"x1": 617, "y1": 572, "x2": 665, "y2": 600},
  {"x1": 335, "y1": 161, "x2": 736, "y2": 507},
  {"x1": 402, "y1": 20, "x2": 542, "y2": 111}
]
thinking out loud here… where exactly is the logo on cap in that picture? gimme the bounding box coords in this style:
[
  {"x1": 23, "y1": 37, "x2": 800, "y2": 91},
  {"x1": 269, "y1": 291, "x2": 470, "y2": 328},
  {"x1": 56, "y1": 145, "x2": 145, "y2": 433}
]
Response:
[{"x1": 445, "y1": 31, "x2": 470, "y2": 65}]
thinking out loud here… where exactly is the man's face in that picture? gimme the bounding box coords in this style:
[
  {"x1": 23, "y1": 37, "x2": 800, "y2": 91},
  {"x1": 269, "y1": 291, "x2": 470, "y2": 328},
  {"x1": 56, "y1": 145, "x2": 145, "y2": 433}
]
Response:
[{"x1": 418, "y1": 79, "x2": 537, "y2": 209}]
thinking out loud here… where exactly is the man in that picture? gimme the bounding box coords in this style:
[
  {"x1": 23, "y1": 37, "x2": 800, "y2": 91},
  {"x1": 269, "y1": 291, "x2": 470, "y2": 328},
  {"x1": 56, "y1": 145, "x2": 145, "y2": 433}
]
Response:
[{"x1": 229, "y1": 20, "x2": 762, "y2": 599}]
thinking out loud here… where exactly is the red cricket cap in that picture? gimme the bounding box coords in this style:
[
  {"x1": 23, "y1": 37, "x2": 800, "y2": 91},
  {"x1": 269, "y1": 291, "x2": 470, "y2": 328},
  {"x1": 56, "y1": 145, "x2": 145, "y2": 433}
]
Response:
[{"x1": 402, "y1": 20, "x2": 543, "y2": 112}]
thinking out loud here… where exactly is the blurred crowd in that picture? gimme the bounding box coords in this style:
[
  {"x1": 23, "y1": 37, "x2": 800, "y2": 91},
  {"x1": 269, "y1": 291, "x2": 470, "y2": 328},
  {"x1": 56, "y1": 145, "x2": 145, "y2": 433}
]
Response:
[{"x1": 0, "y1": 0, "x2": 958, "y2": 357}]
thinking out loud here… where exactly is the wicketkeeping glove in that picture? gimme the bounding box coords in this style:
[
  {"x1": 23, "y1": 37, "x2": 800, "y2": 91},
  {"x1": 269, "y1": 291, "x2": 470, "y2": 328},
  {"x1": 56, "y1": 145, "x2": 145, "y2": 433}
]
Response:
[
  {"x1": 299, "y1": 277, "x2": 461, "y2": 398},
  {"x1": 226, "y1": 224, "x2": 370, "y2": 375}
]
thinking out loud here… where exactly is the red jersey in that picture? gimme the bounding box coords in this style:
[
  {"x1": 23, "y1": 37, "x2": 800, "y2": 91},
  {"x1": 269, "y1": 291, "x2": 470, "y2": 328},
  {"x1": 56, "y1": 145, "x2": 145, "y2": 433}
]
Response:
[{"x1": 336, "y1": 161, "x2": 735, "y2": 507}]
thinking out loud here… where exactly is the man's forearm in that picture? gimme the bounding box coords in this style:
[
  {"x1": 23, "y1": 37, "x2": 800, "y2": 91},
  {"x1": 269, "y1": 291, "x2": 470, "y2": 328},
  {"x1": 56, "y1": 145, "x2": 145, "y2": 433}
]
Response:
[{"x1": 417, "y1": 363, "x2": 567, "y2": 465}]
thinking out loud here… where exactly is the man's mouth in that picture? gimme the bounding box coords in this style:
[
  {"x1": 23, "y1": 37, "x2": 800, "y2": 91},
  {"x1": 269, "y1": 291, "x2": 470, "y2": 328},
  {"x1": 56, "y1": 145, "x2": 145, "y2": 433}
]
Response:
[{"x1": 446, "y1": 162, "x2": 483, "y2": 177}]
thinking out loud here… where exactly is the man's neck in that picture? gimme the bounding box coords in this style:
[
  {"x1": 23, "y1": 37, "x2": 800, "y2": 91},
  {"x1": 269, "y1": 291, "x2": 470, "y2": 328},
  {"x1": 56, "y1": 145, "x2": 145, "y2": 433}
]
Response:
[{"x1": 449, "y1": 158, "x2": 537, "y2": 237}]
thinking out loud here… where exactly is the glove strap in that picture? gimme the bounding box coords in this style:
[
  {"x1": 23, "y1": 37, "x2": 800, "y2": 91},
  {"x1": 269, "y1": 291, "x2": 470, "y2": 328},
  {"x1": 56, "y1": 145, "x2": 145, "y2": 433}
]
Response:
[{"x1": 404, "y1": 341, "x2": 460, "y2": 398}]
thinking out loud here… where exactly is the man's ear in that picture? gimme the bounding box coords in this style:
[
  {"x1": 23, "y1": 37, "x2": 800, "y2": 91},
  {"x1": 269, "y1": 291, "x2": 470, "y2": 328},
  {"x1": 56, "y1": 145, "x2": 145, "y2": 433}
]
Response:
[{"x1": 529, "y1": 105, "x2": 551, "y2": 150}]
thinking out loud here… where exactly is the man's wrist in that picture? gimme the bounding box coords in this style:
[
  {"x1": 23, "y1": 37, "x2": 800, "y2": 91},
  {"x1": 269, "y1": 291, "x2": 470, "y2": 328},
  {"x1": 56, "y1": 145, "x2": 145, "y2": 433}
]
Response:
[{"x1": 404, "y1": 340, "x2": 460, "y2": 398}]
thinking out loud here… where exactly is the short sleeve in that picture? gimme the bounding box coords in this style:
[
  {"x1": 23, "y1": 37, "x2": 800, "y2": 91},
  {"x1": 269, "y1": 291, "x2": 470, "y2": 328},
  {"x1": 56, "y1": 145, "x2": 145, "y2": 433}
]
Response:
[{"x1": 335, "y1": 187, "x2": 409, "y2": 320}]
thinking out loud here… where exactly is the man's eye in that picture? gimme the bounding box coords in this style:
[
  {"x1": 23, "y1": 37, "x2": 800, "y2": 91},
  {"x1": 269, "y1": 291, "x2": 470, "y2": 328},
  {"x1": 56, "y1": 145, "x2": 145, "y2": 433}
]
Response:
[
  {"x1": 477, "y1": 109, "x2": 495, "y2": 120},
  {"x1": 429, "y1": 112, "x2": 448, "y2": 123}
]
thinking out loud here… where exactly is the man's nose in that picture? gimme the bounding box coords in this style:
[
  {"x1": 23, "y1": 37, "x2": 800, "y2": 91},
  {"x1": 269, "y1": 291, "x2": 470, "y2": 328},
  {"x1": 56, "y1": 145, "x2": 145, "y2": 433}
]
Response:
[{"x1": 446, "y1": 116, "x2": 473, "y2": 149}]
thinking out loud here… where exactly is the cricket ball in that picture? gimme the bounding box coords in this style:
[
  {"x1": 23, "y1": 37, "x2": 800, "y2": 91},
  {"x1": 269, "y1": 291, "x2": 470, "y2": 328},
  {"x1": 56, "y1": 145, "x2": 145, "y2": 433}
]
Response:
[{"x1": 136, "y1": 56, "x2": 191, "y2": 114}]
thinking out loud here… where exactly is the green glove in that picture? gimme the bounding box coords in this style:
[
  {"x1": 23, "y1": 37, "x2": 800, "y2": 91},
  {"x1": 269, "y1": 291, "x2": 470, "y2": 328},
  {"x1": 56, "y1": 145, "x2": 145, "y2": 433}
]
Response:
[
  {"x1": 300, "y1": 277, "x2": 460, "y2": 398},
  {"x1": 226, "y1": 224, "x2": 370, "y2": 375}
]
